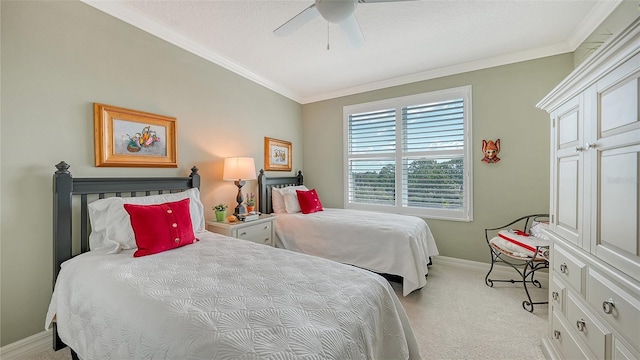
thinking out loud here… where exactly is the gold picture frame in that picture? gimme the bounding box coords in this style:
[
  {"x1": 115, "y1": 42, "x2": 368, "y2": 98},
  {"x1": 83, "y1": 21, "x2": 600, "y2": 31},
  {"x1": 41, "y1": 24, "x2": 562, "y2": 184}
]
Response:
[
  {"x1": 264, "y1": 137, "x2": 292, "y2": 171},
  {"x1": 94, "y1": 103, "x2": 177, "y2": 167}
]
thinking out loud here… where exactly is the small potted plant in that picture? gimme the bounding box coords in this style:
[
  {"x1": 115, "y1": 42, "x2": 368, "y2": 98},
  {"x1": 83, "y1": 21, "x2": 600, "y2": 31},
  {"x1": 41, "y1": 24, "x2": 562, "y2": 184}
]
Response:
[
  {"x1": 245, "y1": 192, "x2": 256, "y2": 213},
  {"x1": 213, "y1": 203, "x2": 228, "y2": 222}
]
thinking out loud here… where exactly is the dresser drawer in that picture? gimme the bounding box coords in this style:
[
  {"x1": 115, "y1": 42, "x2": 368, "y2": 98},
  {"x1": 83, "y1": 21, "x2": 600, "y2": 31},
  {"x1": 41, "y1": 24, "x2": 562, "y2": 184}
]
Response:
[
  {"x1": 237, "y1": 221, "x2": 272, "y2": 245},
  {"x1": 587, "y1": 269, "x2": 640, "y2": 351},
  {"x1": 554, "y1": 245, "x2": 586, "y2": 295},
  {"x1": 551, "y1": 275, "x2": 567, "y2": 314},
  {"x1": 566, "y1": 291, "x2": 612, "y2": 359},
  {"x1": 552, "y1": 311, "x2": 596, "y2": 360}
]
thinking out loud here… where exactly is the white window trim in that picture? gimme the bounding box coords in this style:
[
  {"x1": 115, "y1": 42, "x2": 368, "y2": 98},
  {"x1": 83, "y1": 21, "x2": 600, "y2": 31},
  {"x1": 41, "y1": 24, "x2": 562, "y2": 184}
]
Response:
[{"x1": 342, "y1": 85, "x2": 473, "y2": 222}]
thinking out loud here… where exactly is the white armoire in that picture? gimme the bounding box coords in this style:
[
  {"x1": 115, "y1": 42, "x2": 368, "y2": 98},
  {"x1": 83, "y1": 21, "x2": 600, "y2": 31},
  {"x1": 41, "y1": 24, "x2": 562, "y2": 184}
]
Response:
[{"x1": 537, "y1": 18, "x2": 640, "y2": 360}]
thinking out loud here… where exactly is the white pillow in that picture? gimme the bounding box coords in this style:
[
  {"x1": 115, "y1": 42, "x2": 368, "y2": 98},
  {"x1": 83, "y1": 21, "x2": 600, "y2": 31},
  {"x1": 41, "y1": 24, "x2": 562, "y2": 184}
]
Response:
[
  {"x1": 88, "y1": 188, "x2": 205, "y2": 253},
  {"x1": 272, "y1": 185, "x2": 307, "y2": 214},
  {"x1": 271, "y1": 187, "x2": 286, "y2": 214},
  {"x1": 88, "y1": 197, "x2": 119, "y2": 251},
  {"x1": 283, "y1": 192, "x2": 302, "y2": 213}
]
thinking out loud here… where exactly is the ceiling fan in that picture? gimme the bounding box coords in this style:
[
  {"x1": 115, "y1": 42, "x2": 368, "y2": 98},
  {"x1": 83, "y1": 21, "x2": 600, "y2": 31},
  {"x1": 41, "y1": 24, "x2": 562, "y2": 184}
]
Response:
[{"x1": 274, "y1": 0, "x2": 410, "y2": 48}]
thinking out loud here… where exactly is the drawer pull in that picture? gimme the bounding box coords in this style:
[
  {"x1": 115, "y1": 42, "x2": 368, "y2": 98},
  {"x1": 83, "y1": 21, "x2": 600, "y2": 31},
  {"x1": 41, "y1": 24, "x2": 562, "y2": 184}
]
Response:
[
  {"x1": 602, "y1": 298, "x2": 615, "y2": 314},
  {"x1": 240, "y1": 232, "x2": 247, "y2": 236},
  {"x1": 264, "y1": 225, "x2": 269, "y2": 230},
  {"x1": 575, "y1": 146, "x2": 585, "y2": 152},
  {"x1": 576, "y1": 319, "x2": 586, "y2": 332},
  {"x1": 560, "y1": 263, "x2": 568, "y2": 274},
  {"x1": 553, "y1": 330, "x2": 561, "y2": 340},
  {"x1": 552, "y1": 291, "x2": 559, "y2": 301}
]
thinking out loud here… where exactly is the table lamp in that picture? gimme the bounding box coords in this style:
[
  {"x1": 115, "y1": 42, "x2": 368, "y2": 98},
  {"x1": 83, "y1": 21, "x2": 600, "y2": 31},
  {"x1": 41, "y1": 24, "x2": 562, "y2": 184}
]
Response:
[{"x1": 223, "y1": 157, "x2": 256, "y2": 216}]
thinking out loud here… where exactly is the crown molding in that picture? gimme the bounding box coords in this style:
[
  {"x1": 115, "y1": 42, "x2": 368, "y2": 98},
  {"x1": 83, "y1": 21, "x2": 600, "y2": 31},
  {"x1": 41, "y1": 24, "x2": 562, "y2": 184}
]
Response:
[
  {"x1": 566, "y1": 0, "x2": 622, "y2": 49},
  {"x1": 300, "y1": 41, "x2": 572, "y2": 104}
]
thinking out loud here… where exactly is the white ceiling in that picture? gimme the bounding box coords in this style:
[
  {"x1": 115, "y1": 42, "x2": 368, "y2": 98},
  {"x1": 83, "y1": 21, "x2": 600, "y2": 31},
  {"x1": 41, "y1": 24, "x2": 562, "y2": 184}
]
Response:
[{"x1": 84, "y1": 0, "x2": 621, "y2": 104}]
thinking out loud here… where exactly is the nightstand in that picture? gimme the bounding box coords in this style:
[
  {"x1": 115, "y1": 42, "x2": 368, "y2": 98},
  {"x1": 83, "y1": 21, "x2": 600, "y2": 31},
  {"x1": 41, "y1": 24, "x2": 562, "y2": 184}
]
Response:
[{"x1": 206, "y1": 215, "x2": 275, "y2": 246}]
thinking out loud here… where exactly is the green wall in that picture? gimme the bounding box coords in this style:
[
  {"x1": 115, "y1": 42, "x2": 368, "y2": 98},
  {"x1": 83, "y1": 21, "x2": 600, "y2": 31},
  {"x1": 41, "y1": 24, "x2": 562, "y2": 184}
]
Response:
[
  {"x1": 0, "y1": 1, "x2": 302, "y2": 346},
  {"x1": 301, "y1": 54, "x2": 574, "y2": 263}
]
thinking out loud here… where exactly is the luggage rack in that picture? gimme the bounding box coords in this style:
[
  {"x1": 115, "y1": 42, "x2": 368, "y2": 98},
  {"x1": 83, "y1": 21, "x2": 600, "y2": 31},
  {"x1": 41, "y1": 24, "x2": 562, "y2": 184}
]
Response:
[{"x1": 484, "y1": 214, "x2": 550, "y2": 312}]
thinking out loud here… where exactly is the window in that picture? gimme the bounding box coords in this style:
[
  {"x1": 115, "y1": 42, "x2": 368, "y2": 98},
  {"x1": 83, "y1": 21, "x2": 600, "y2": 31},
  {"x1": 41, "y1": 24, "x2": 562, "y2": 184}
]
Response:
[{"x1": 343, "y1": 86, "x2": 472, "y2": 221}]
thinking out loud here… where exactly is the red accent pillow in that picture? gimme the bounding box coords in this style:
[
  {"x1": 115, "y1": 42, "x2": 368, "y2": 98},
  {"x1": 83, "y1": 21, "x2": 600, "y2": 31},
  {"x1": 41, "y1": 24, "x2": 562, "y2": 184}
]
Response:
[
  {"x1": 124, "y1": 198, "x2": 197, "y2": 257},
  {"x1": 296, "y1": 189, "x2": 324, "y2": 214}
]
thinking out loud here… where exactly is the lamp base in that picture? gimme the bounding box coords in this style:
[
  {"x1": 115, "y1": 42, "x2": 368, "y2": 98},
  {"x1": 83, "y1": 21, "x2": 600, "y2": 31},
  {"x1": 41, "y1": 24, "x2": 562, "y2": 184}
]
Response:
[{"x1": 233, "y1": 180, "x2": 247, "y2": 216}]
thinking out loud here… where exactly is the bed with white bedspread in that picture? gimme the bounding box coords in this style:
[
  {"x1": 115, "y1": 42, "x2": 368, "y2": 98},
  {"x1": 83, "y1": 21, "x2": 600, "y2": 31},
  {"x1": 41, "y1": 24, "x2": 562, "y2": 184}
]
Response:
[
  {"x1": 46, "y1": 231, "x2": 419, "y2": 359},
  {"x1": 47, "y1": 162, "x2": 421, "y2": 359},
  {"x1": 274, "y1": 209, "x2": 438, "y2": 296}
]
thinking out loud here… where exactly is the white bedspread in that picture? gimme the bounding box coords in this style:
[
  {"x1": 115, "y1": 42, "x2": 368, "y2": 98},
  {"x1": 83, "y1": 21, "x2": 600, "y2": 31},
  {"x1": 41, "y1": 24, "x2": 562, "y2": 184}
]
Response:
[
  {"x1": 274, "y1": 209, "x2": 439, "y2": 296},
  {"x1": 46, "y1": 231, "x2": 420, "y2": 359}
]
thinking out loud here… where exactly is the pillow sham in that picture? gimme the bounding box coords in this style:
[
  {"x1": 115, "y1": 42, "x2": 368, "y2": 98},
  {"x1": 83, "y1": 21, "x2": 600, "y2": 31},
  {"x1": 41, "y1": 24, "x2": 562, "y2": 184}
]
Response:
[
  {"x1": 124, "y1": 198, "x2": 197, "y2": 257},
  {"x1": 272, "y1": 185, "x2": 307, "y2": 214},
  {"x1": 296, "y1": 189, "x2": 324, "y2": 214},
  {"x1": 88, "y1": 188, "x2": 205, "y2": 253}
]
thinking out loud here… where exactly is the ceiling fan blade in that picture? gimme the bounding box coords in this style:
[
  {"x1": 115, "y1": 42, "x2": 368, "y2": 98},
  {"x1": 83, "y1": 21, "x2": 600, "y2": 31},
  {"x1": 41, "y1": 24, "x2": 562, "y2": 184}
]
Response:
[
  {"x1": 339, "y1": 14, "x2": 364, "y2": 48},
  {"x1": 274, "y1": 4, "x2": 320, "y2": 36}
]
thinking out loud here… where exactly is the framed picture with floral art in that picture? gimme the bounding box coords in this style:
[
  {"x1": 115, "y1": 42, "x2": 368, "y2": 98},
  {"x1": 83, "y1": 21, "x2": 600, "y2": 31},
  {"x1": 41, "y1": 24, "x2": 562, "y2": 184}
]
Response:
[
  {"x1": 264, "y1": 137, "x2": 292, "y2": 171},
  {"x1": 94, "y1": 103, "x2": 177, "y2": 167}
]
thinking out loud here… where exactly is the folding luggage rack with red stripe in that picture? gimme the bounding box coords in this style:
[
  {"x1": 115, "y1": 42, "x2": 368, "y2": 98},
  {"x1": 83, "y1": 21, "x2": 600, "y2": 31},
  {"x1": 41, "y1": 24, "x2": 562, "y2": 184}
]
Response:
[{"x1": 484, "y1": 214, "x2": 550, "y2": 312}]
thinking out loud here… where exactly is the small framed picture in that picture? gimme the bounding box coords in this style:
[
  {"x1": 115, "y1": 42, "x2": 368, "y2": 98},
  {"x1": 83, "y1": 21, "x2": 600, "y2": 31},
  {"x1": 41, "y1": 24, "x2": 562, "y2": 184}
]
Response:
[
  {"x1": 94, "y1": 103, "x2": 177, "y2": 167},
  {"x1": 264, "y1": 137, "x2": 292, "y2": 171}
]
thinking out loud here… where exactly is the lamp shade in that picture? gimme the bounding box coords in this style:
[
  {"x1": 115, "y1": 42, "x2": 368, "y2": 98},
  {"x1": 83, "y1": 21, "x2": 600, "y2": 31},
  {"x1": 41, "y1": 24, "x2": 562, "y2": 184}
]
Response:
[{"x1": 223, "y1": 157, "x2": 256, "y2": 181}]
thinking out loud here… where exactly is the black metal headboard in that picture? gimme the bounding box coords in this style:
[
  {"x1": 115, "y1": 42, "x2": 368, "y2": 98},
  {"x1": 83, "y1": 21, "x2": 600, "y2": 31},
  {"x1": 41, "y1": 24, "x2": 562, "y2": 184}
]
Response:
[
  {"x1": 257, "y1": 169, "x2": 303, "y2": 214},
  {"x1": 52, "y1": 161, "x2": 200, "y2": 352}
]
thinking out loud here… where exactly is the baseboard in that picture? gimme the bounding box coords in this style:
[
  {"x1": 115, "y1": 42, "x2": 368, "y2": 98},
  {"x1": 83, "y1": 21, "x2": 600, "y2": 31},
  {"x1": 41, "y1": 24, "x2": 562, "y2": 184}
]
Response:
[
  {"x1": 433, "y1": 255, "x2": 549, "y2": 288},
  {"x1": 0, "y1": 330, "x2": 51, "y2": 360}
]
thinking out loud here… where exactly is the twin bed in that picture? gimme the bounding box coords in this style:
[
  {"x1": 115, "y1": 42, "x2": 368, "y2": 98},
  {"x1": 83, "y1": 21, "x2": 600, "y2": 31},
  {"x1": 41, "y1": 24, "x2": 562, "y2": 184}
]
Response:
[
  {"x1": 47, "y1": 162, "x2": 423, "y2": 359},
  {"x1": 257, "y1": 170, "x2": 439, "y2": 296}
]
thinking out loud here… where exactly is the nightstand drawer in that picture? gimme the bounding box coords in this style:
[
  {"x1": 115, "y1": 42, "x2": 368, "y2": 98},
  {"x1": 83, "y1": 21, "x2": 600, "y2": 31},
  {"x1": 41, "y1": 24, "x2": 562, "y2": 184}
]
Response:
[
  {"x1": 237, "y1": 222, "x2": 272, "y2": 245},
  {"x1": 206, "y1": 216, "x2": 275, "y2": 247}
]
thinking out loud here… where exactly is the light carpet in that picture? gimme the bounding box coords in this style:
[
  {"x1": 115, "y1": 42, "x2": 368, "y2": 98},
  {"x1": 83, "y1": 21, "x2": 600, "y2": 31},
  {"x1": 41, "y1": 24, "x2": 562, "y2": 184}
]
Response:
[{"x1": 24, "y1": 258, "x2": 548, "y2": 360}]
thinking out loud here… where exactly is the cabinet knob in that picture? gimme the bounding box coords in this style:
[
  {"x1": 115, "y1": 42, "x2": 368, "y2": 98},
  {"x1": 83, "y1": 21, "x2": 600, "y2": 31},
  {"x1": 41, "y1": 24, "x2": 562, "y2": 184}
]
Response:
[
  {"x1": 552, "y1": 291, "x2": 559, "y2": 301},
  {"x1": 602, "y1": 298, "x2": 615, "y2": 314},
  {"x1": 576, "y1": 319, "x2": 586, "y2": 332},
  {"x1": 560, "y1": 263, "x2": 568, "y2": 274},
  {"x1": 586, "y1": 142, "x2": 597, "y2": 149},
  {"x1": 553, "y1": 330, "x2": 561, "y2": 340},
  {"x1": 575, "y1": 146, "x2": 585, "y2": 152},
  {"x1": 240, "y1": 232, "x2": 247, "y2": 236}
]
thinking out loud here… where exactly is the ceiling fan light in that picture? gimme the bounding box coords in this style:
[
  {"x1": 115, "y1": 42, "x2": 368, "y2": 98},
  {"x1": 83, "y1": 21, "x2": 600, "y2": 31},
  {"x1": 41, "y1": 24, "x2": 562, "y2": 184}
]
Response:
[{"x1": 315, "y1": 0, "x2": 356, "y2": 23}]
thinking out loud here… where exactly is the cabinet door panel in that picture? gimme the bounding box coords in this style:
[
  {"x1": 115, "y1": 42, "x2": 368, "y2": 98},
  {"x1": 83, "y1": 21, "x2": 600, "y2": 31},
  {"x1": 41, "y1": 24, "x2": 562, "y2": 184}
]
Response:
[
  {"x1": 600, "y1": 147, "x2": 639, "y2": 256},
  {"x1": 559, "y1": 110, "x2": 580, "y2": 145},
  {"x1": 557, "y1": 157, "x2": 580, "y2": 245},
  {"x1": 601, "y1": 78, "x2": 638, "y2": 133}
]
